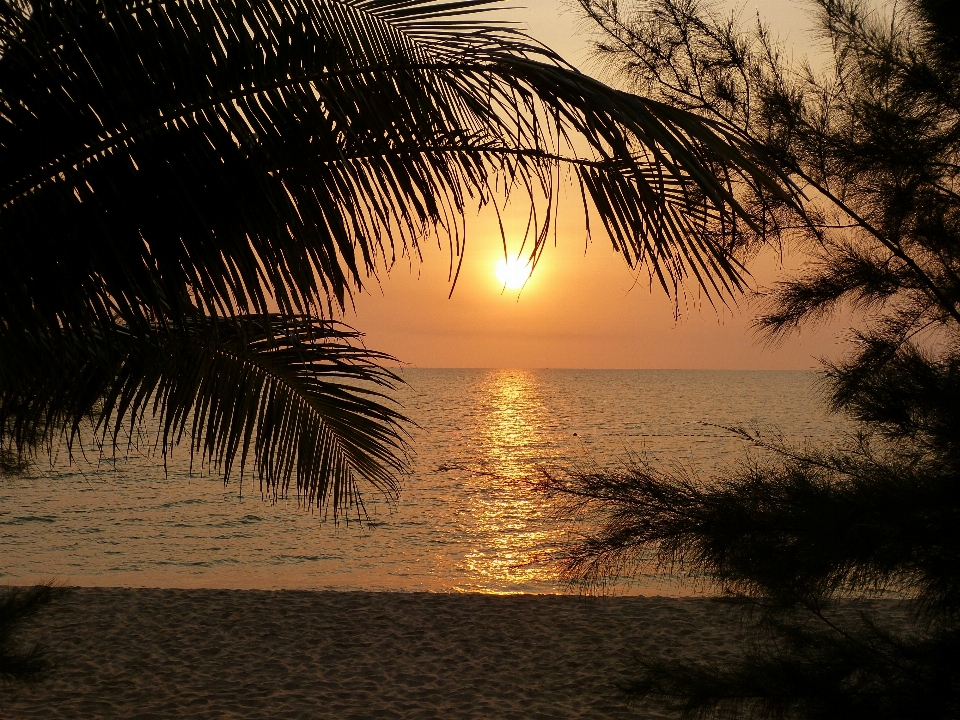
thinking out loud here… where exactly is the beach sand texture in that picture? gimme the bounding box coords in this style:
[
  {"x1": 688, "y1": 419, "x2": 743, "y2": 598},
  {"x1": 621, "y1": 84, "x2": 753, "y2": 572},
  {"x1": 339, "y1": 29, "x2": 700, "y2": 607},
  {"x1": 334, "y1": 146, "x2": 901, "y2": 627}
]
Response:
[
  {"x1": 2, "y1": 588, "x2": 748, "y2": 719},
  {"x1": 1, "y1": 589, "x2": 911, "y2": 719}
]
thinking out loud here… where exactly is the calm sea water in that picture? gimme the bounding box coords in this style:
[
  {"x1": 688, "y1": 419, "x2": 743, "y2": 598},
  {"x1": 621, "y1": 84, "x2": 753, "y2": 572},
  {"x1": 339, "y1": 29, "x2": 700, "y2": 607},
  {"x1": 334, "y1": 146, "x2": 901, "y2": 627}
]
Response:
[{"x1": 1, "y1": 370, "x2": 844, "y2": 594}]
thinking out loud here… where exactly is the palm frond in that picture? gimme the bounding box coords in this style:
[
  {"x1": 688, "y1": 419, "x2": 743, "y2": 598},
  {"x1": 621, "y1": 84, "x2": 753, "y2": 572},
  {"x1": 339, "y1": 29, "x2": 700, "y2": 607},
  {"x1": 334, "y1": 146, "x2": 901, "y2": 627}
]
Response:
[
  {"x1": 0, "y1": 316, "x2": 407, "y2": 518},
  {"x1": 0, "y1": 0, "x2": 799, "y2": 514},
  {"x1": 0, "y1": 0, "x2": 794, "y2": 337}
]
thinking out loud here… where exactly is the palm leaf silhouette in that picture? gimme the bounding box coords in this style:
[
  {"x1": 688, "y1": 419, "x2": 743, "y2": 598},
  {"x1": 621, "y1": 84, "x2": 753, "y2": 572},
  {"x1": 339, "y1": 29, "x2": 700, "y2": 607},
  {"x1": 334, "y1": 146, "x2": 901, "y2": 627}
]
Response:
[
  {"x1": 0, "y1": 317, "x2": 406, "y2": 517},
  {"x1": 0, "y1": 0, "x2": 792, "y2": 513}
]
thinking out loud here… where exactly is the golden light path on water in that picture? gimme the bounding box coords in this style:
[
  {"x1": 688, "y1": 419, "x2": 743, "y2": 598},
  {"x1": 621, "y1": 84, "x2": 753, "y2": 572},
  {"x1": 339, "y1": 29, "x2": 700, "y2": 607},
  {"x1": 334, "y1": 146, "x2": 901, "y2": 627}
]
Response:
[
  {"x1": 0, "y1": 370, "x2": 841, "y2": 594},
  {"x1": 457, "y1": 370, "x2": 560, "y2": 592}
]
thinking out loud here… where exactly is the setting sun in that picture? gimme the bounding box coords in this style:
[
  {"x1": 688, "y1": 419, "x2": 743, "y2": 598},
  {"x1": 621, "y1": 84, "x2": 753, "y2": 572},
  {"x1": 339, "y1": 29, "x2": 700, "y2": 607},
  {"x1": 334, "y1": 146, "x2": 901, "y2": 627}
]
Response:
[{"x1": 494, "y1": 256, "x2": 533, "y2": 290}]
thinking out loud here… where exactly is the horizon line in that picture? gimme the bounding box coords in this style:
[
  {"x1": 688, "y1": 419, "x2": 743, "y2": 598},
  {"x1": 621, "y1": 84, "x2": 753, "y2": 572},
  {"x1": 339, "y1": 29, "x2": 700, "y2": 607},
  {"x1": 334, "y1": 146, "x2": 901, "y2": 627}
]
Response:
[{"x1": 387, "y1": 366, "x2": 820, "y2": 371}]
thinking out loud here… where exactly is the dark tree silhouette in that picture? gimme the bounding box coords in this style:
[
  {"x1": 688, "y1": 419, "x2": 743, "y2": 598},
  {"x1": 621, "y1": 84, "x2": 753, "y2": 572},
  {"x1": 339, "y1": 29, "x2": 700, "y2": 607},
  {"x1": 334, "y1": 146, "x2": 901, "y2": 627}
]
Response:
[
  {"x1": 0, "y1": 586, "x2": 65, "y2": 682},
  {"x1": 539, "y1": 0, "x2": 960, "y2": 717}
]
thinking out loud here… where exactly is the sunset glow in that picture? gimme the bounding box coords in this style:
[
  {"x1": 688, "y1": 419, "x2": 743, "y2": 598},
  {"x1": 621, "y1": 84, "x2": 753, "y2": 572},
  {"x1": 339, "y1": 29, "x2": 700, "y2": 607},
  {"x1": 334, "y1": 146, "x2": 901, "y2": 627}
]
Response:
[{"x1": 495, "y1": 256, "x2": 533, "y2": 290}]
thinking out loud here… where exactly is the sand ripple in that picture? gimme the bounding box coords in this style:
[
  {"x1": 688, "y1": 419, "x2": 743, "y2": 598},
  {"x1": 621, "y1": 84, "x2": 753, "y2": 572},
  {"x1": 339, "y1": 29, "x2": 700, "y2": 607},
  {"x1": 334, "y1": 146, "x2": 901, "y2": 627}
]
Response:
[{"x1": 1, "y1": 588, "x2": 902, "y2": 718}]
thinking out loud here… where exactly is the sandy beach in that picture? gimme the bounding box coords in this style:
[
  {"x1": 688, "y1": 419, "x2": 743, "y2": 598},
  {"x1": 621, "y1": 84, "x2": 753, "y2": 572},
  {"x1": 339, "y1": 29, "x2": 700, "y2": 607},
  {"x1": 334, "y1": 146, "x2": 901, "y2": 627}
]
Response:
[
  {"x1": 0, "y1": 588, "x2": 755, "y2": 719},
  {"x1": 1, "y1": 588, "x2": 913, "y2": 719}
]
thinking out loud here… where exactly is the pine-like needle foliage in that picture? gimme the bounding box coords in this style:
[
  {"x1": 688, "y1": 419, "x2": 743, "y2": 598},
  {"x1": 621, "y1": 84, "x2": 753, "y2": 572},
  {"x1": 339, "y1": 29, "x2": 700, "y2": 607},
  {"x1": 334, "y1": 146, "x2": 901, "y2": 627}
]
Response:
[
  {"x1": 539, "y1": 1, "x2": 960, "y2": 717},
  {"x1": 0, "y1": 585, "x2": 64, "y2": 682},
  {"x1": 0, "y1": 0, "x2": 790, "y2": 520}
]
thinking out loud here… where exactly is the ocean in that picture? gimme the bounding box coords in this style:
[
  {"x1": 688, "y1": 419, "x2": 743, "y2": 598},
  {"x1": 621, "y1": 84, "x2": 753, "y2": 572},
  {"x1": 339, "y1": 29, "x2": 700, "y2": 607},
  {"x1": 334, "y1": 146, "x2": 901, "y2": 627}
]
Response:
[{"x1": 0, "y1": 369, "x2": 845, "y2": 594}]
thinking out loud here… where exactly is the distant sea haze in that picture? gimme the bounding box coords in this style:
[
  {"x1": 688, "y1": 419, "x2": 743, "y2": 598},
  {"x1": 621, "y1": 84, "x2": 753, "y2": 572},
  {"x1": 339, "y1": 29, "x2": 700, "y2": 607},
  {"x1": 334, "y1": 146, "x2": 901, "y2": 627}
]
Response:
[{"x1": 1, "y1": 369, "x2": 843, "y2": 594}]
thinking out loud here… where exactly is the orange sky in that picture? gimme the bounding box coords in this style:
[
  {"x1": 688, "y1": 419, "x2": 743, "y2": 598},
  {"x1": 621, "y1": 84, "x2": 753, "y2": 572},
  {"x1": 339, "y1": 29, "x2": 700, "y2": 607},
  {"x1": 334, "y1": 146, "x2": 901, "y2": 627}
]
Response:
[{"x1": 345, "y1": 0, "x2": 845, "y2": 369}]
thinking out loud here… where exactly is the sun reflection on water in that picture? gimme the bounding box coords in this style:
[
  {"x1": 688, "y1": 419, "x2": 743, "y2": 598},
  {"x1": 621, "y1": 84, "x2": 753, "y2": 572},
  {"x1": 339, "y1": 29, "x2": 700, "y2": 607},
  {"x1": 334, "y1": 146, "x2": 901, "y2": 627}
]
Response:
[
  {"x1": 0, "y1": 369, "x2": 838, "y2": 594},
  {"x1": 455, "y1": 370, "x2": 563, "y2": 593}
]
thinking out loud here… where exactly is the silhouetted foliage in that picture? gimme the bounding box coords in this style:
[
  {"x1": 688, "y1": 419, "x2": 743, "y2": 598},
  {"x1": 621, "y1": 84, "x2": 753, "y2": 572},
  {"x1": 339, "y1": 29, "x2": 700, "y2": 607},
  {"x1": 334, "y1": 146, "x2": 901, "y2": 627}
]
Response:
[
  {"x1": 0, "y1": 0, "x2": 789, "y2": 518},
  {"x1": 0, "y1": 585, "x2": 64, "y2": 681},
  {"x1": 540, "y1": 0, "x2": 960, "y2": 717},
  {"x1": 0, "y1": 447, "x2": 29, "y2": 475}
]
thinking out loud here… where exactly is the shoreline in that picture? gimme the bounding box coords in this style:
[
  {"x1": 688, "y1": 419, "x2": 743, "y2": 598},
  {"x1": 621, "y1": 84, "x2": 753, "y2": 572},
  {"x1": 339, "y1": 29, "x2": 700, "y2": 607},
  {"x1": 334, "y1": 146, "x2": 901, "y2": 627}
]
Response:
[{"x1": 3, "y1": 588, "x2": 913, "y2": 719}]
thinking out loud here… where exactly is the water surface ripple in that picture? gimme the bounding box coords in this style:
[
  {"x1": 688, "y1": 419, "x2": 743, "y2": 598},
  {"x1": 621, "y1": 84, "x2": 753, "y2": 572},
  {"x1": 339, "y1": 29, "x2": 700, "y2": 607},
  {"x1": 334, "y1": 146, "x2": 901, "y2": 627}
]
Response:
[{"x1": 0, "y1": 370, "x2": 844, "y2": 594}]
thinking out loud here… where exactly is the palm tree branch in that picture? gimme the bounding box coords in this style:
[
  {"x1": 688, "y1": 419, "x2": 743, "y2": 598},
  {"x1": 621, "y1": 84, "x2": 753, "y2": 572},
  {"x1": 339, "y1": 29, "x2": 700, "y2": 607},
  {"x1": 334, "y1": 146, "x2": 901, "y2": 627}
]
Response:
[
  {"x1": 1, "y1": 59, "x2": 773, "y2": 209},
  {"x1": 0, "y1": 316, "x2": 410, "y2": 518}
]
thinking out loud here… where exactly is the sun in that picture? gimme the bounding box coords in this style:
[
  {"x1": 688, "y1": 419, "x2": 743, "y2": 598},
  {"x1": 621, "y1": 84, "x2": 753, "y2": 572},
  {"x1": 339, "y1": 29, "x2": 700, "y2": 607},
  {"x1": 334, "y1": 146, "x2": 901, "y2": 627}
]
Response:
[{"x1": 495, "y1": 256, "x2": 533, "y2": 290}]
